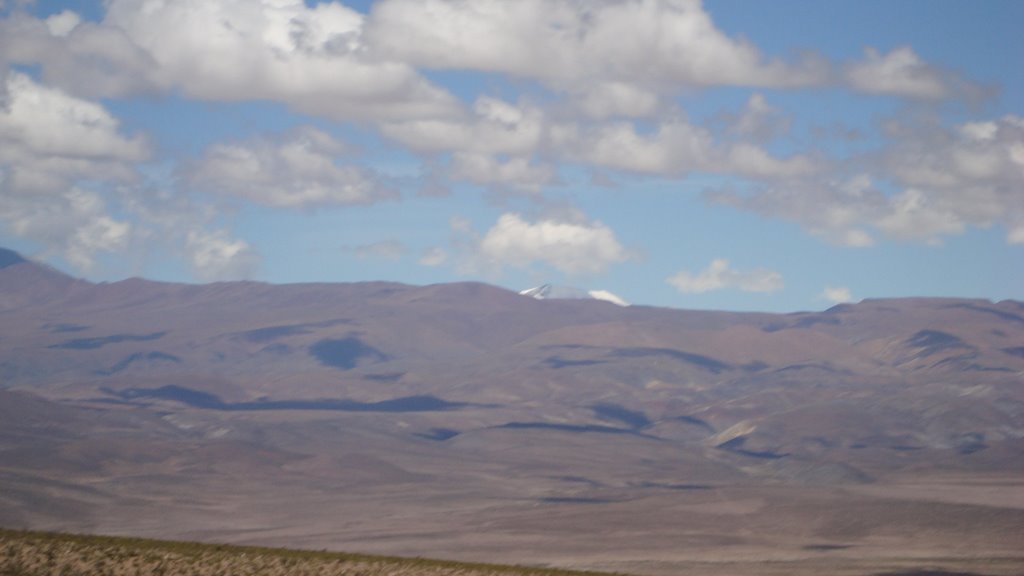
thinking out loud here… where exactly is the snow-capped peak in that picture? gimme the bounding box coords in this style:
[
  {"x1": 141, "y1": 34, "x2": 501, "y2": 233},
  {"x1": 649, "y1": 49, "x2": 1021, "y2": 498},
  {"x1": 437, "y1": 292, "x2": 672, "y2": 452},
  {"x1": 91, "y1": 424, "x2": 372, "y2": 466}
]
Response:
[
  {"x1": 519, "y1": 284, "x2": 629, "y2": 306},
  {"x1": 587, "y1": 289, "x2": 630, "y2": 307}
]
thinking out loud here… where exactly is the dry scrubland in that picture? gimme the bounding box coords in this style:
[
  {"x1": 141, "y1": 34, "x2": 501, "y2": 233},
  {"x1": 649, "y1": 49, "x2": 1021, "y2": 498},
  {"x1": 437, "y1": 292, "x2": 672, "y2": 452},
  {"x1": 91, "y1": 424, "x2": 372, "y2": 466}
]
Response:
[
  {"x1": 0, "y1": 530, "x2": 617, "y2": 576},
  {"x1": 3, "y1": 530, "x2": 1023, "y2": 576}
]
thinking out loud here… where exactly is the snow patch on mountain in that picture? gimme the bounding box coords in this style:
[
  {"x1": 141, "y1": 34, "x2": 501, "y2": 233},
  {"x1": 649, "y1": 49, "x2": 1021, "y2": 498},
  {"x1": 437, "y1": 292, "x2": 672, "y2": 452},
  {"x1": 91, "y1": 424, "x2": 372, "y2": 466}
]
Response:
[{"x1": 519, "y1": 284, "x2": 629, "y2": 306}]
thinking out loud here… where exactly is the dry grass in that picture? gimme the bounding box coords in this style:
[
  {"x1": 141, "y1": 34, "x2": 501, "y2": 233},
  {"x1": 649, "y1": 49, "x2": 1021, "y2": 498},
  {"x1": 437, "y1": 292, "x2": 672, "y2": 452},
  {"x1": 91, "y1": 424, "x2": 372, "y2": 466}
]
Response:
[{"x1": 0, "y1": 529, "x2": 623, "y2": 576}]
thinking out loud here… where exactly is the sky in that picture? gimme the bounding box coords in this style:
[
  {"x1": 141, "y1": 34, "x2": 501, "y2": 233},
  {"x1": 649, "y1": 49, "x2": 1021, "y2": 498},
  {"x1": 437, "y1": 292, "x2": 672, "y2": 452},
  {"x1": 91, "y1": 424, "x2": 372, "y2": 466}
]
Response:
[{"x1": 0, "y1": 0, "x2": 1021, "y2": 312}]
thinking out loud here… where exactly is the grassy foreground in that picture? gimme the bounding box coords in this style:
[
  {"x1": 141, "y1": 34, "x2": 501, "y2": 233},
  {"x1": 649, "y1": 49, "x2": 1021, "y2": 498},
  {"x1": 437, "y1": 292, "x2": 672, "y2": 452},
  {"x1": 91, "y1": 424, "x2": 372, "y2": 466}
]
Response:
[{"x1": 0, "y1": 529, "x2": 621, "y2": 576}]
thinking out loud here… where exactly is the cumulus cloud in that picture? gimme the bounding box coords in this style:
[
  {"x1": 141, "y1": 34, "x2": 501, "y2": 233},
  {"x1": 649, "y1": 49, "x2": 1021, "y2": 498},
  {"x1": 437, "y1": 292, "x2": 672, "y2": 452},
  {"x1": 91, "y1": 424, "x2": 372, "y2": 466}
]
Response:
[
  {"x1": 0, "y1": 71, "x2": 265, "y2": 280},
  {"x1": 878, "y1": 114, "x2": 1024, "y2": 243},
  {"x1": 418, "y1": 246, "x2": 448, "y2": 266},
  {"x1": 556, "y1": 117, "x2": 816, "y2": 179},
  {"x1": 577, "y1": 82, "x2": 661, "y2": 119},
  {"x1": 368, "y1": 0, "x2": 825, "y2": 92},
  {"x1": 706, "y1": 175, "x2": 882, "y2": 247},
  {"x1": 846, "y1": 46, "x2": 948, "y2": 99},
  {"x1": 101, "y1": 0, "x2": 459, "y2": 120},
  {"x1": 0, "y1": 71, "x2": 147, "y2": 163},
  {"x1": 349, "y1": 240, "x2": 405, "y2": 261},
  {"x1": 725, "y1": 92, "x2": 791, "y2": 143},
  {"x1": 186, "y1": 127, "x2": 396, "y2": 208},
  {"x1": 0, "y1": 11, "x2": 160, "y2": 98},
  {"x1": 667, "y1": 258, "x2": 783, "y2": 293},
  {"x1": 1, "y1": 1, "x2": 461, "y2": 119},
  {"x1": 44, "y1": 10, "x2": 80, "y2": 37},
  {"x1": 874, "y1": 188, "x2": 965, "y2": 243},
  {"x1": 368, "y1": 2, "x2": 825, "y2": 184},
  {"x1": 384, "y1": 95, "x2": 838, "y2": 190},
  {"x1": 1, "y1": 186, "x2": 133, "y2": 271},
  {"x1": 381, "y1": 96, "x2": 545, "y2": 155},
  {"x1": 844, "y1": 46, "x2": 984, "y2": 100},
  {"x1": 184, "y1": 228, "x2": 260, "y2": 282},
  {"x1": 383, "y1": 95, "x2": 554, "y2": 192},
  {"x1": 466, "y1": 212, "x2": 630, "y2": 275},
  {"x1": 708, "y1": 114, "x2": 1024, "y2": 245},
  {"x1": 385, "y1": 97, "x2": 814, "y2": 186},
  {"x1": 0, "y1": 72, "x2": 144, "y2": 270},
  {"x1": 1, "y1": 0, "x2": 1007, "y2": 285},
  {"x1": 821, "y1": 286, "x2": 853, "y2": 304},
  {"x1": 557, "y1": 119, "x2": 712, "y2": 175},
  {"x1": 450, "y1": 152, "x2": 556, "y2": 192}
]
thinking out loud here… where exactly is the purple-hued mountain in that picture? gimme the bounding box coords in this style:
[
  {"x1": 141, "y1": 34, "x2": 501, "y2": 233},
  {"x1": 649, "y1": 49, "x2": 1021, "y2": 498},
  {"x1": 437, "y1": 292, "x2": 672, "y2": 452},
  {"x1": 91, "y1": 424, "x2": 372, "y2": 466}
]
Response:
[{"x1": 1, "y1": 248, "x2": 1022, "y2": 574}]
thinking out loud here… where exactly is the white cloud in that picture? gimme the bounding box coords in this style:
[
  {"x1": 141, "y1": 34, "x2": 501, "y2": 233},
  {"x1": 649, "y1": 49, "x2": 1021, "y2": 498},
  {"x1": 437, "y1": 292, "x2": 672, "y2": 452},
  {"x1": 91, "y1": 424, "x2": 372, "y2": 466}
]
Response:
[
  {"x1": 2, "y1": 187, "x2": 133, "y2": 271},
  {"x1": 1, "y1": 1, "x2": 462, "y2": 118},
  {"x1": 879, "y1": 114, "x2": 1024, "y2": 243},
  {"x1": 2, "y1": 5, "x2": 827, "y2": 193},
  {"x1": 450, "y1": 152, "x2": 555, "y2": 192},
  {"x1": 1008, "y1": 225, "x2": 1024, "y2": 245},
  {"x1": 577, "y1": 82, "x2": 661, "y2": 119},
  {"x1": 821, "y1": 286, "x2": 853, "y2": 304},
  {"x1": 0, "y1": 0, "x2": 1009, "y2": 285},
  {"x1": 875, "y1": 188, "x2": 965, "y2": 243},
  {"x1": 350, "y1": 240, "x2": 405, "y2": 261},
  {"x1": 470, "y1": 212, "x2": 630, "y2": 275},
  {"x1": 99, "y1": 0, "x2": 459, "y2": 120},
  {"x1": 368, "y1": 0, "x2": 825, "y2": 92},
  {"x1": 667, "y1": 258, "x2": 783, "y2": 293},
  {"x1": 0, "y1": 71, "x2": 268, "y2": 279},
  {"x1": 726, "y1": 92, "x2": 790, "y2": 142},
  {"x1": 708, "y1": 114, "x2": 1024, "y2": 246},
  {"x1": 381, "y1": 96, "x2": 545, "y2": 155},
  {"x1": 960, "y1": 121, "x2": 998, "y2": 142},
  {"x1": 846, "y1": 46, "x2": 958, "y2": 99},
  {"x1": 0, "y1": 71, "x2": 147, "y2": 162},
  {"x1": 356, "y1": 96, "x2": 809, "y2": 191},
  {"x1": 184, "y1": 228, "x2": 260, "y2": 282},
  {"x1": 418, "y1": 247, "x2": 448, "y2": 267},
  {"x1": 44, "y1": 10, "x2": 81, "y2": 37},
  {"x1": 187, "y1": 127, "x2": 396, "y2": 208},
  {"x1": 0, "y1": 72, "x2": 145, "y2": 270},
  {"x1": 705, "y1": 175, "x2": 882, "y2": 247},
  {"x1": 387, "y1": 101, "x2": 812, "y2": 184},
  {"x1": 555, "y1": 116, "x2": 816, "y2": 179},
  {"x1": 560, "y1": 119, "x2": 713, "y2": 175},
  {"x1": 0, "y1": 12, "x2": 161, "y2": 98},
  {"x1": 723, "y1": 143, "x2": 817, "y2": 178}
]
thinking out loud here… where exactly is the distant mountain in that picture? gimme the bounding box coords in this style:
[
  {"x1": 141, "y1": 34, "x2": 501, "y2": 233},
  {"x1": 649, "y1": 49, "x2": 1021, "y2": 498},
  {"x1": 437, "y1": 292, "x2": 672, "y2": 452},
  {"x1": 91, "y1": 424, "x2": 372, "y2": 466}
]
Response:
[
  {"x1": 1, "y1": 246, "x2": 1023, "y2": 572},
  {"x1": 0, "y1": 247, "x2": 27, "y2": 269},
  {"x1": 519, "y1": 283, "x2": 630, "y2": 306}
]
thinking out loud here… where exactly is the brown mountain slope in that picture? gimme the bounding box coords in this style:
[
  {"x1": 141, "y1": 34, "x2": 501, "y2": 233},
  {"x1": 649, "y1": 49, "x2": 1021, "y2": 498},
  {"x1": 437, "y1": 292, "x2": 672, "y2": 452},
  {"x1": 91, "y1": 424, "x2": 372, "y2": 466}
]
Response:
[{"x1": 1, "y1": 249, "x2": 1023, "y2": 575}]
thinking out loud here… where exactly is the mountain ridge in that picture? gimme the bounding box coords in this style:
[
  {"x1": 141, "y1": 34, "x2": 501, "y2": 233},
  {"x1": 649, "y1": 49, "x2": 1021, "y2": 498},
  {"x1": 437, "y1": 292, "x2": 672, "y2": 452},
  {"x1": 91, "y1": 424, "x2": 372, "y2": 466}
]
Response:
[
  {"x1": 2, "y1": 246, "x2": 1023, "y2": 573},
  {"x1": 2, "y1": 247, "x2": 1018, "y2": 313}
]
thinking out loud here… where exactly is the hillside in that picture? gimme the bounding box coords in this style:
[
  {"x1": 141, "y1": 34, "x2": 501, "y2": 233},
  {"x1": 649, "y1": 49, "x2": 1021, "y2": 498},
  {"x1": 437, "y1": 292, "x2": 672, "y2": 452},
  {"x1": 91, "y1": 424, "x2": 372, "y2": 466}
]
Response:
[
  {"x1": 1, "y1": 248, "x2": 1023, "y2": 575},
  {"x1": 4, "y1": 529, "x2": 1024, "y2": 576},
  {"x1": 0, "y1": 529, "x2": 617, "y2": 576}
]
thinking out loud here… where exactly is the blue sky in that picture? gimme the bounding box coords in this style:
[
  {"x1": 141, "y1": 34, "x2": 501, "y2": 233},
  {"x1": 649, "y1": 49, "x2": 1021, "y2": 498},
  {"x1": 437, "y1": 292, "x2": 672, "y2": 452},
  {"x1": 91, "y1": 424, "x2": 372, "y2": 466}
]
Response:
[{"x1": 0, "y1": 0, "x2": 1021, "y2": 311}]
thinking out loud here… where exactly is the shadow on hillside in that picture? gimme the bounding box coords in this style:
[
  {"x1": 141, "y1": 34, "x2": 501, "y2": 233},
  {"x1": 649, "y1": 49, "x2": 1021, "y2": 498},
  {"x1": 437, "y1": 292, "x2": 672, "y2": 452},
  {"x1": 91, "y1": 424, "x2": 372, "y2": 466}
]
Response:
[
  {"x1": 309, "y1": 336, "x2": 387, "y2": 369},
  {"x1": 50, "y1": 331, "x2": 167, "y2": 350},
  {"x1": 876, "y1": 565, "x2": 995, "y2": 569},
  {"x1": 104, "y1": 384, "x2": 471, "y2": 412}
]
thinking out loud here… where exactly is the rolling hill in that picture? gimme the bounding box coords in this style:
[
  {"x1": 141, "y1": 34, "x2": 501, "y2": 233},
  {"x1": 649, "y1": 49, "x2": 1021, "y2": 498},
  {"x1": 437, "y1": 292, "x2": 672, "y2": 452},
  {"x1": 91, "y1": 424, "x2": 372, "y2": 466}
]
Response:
[{"x1": 1, "y1": 247, "x2": 1022, "y2": 575}]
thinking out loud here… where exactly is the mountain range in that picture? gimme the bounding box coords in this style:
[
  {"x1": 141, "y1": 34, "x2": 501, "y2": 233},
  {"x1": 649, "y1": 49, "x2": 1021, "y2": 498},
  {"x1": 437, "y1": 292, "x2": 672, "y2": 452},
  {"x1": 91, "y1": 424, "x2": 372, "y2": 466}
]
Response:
[{"x1": 1, "y1": 247, "x2": 1022, "y2": 575}]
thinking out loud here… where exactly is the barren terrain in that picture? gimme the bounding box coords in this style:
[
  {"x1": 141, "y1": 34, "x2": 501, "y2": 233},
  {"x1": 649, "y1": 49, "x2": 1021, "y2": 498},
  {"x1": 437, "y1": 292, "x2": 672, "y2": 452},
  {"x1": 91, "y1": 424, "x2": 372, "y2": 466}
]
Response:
[{"x1": 1, "y1": 248, "x2": 1022, "y2": 575}]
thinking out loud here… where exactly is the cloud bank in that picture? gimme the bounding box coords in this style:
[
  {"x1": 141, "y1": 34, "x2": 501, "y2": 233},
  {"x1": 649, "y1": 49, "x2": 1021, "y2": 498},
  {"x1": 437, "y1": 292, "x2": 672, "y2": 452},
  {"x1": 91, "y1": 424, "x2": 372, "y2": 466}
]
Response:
[{"x1": 0, "y1": 0, "x2": 1015, "y2": 300}]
